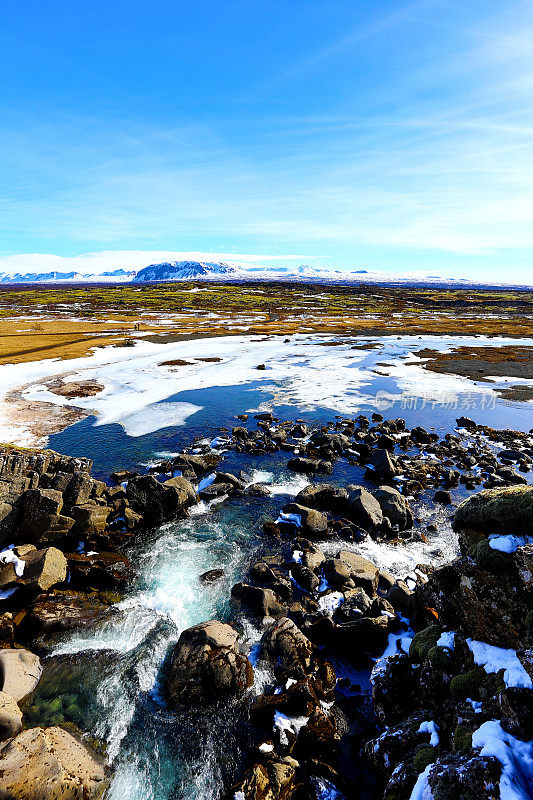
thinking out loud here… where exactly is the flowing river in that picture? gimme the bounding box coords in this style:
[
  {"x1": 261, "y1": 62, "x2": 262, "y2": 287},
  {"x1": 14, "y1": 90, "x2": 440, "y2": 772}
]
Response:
[{"x1": 14, "y1": 334, "x2": 533, "y2": 799}]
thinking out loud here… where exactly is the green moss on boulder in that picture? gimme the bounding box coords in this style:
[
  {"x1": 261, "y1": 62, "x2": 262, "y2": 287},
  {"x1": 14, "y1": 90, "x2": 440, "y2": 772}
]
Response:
[
  {"x1": 410, "y1": 626, "x2": 442, "y2": 663},
  {"x1": 453, "y1": 486, "x2": 533, "y2": 535},
  {"x1": 414, "y1": 746, "x2": 436, "y2": 772}
]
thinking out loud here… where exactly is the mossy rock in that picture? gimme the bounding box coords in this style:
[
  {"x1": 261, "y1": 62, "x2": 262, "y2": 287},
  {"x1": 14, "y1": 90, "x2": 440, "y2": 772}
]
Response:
[
  {"x1": 410, "y1": 626, "x2": 442, "y2": 663},
  {"x1": 428, "y1": 645, "x2": 454, "y2": 672},
  {"x1": 450, "y1": 666, "x2": 486, "y2": 700},
  {"x1": 525, "y1": 610, "x2": 533, "y2": 630},
  {"x1": 453, "y1": 723, "x2": 473, "y2": 751},
  {"x1": 414, "y1": 745, "x2": 436, "y2": 773},
  {"x1": 467, "y1": 538, "x2": 513, "y2": 573},
  {"x1": 454, "y1": 486, "x2": 533, "y2": 535}
]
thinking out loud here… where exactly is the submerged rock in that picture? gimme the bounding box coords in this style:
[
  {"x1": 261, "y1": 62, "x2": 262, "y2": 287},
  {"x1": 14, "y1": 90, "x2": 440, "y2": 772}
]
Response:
[{"x1": 167, "y1": 620, "x2": 253, "y2": 705}]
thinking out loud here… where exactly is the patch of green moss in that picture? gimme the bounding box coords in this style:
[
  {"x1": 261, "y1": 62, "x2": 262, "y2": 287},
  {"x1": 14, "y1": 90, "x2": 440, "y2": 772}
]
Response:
[
  {"x1": 525, "y1": 610, "x2": 533, "y2": 630},
  {"x1": 453, "y1": 723, "x2": 473, "y2": 751},
  {"x1": 467, "y1": 538, "x2": 513, "y2": 573},
  {"x1": 410, "y1": 626, "x2": 442, "y2": 663},
  {"x1": 450, "y1": 666, "x2": 486, "y2": 700},
  {"x1": 428, "y1": 645, "x2": 454, "y2": 672},
  {"x1": 414, "y1": 746, "x2": 436, "y2": 772}
]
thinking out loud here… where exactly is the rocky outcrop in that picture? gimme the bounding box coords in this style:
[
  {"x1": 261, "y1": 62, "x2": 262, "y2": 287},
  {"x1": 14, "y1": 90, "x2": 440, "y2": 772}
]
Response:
[
  {"x1": 416, "y1": 543, "x2": 533, "y2": 649},
  {"x1": 167, "y1": 620, "x2": 253, "y2": 705},
  {"x1": 0, "y1": 726, "x2": 107, "y2": 799}
]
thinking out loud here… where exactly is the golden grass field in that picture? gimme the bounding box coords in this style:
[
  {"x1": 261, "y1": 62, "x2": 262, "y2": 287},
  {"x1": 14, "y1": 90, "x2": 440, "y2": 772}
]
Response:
[{"x1": 1, "y1": 281, "x2": 532, "y2": 365}]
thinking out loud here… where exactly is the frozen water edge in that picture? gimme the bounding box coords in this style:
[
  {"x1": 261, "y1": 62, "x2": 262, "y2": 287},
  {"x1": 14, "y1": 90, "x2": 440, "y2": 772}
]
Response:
[{"x1": 1, "y1": 332, "x2": 532, "y2": 445}]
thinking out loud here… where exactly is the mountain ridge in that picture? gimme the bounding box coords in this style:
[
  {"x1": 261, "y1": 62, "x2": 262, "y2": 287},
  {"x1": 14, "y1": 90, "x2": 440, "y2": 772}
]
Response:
[{"x1": 0, "y1": 260, "x2": 531, "y2": 290}]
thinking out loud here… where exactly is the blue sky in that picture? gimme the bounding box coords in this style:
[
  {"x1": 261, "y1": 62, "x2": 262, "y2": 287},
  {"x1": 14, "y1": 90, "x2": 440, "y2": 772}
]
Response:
[{"x1": 1, "y1": 0, "x2": 533, "y2": 281}]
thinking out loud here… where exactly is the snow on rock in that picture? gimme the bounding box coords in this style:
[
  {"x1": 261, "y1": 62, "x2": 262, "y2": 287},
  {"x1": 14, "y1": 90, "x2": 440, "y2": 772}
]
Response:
[
  {"x1": 467, "y1": 639, "x2": 533, "y2": 689},
  {"x1": 276, "y1": 511, "x2": 302, "y2": 528},
  {"x1": 436, "y1": 631, "x2": 455, "y2": 650},
  {"x1": 318, "y1": 591, "x2": 344, "y2": 615},
  {"x1": 418, "y1": 720, "x2": 440, "y2": 746},
  {"x1": 409, "y1": 763, "x2": 434, "y2": 800},
  {"x1": 273, "y1": 711, "x2": 309, "y2": 746},
  {"x1": 489, "y1": 535, "x2": 533, "y2": 553},
  {"x1": 0, "y1": 548, "x2": 25, "y2": 577},
  {"x1": 472, "y1": 720, "x2": 533, "y2": 800}
]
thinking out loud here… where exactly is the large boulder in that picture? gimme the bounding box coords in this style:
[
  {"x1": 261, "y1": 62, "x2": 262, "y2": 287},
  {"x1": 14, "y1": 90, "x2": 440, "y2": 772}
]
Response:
[
  {"x1": 295, "y1": 484, "x2": 349, "y2": 512},
  {"x1": 373, "y1": 486, "x2": 413, "y2": 530},
  {"x1": 63, "y1": 471, "x2": 94, "y2": 506},
  {"x1": 368, "y1": 449, "x2": 399, "y2": 481},
  {"x1": 71, "y1": 502, "x2": 110, "y2": 537},
  {"x1": 231, "y1": 760, "x2": 296, "y2": 800},
  {"x1": 286, "y1": 457, "x2": 332, "y2": 475},
  {"x1": 346, "y1": 486, "x2": 383, "y2": 530},
  {"x1": 324, "y1": 550, "x2": 379, "y2": 595},
  {"x1": 0, "y1": 648, "x2": 42, "y2": 702},
  {"x1": 126, "y1": 474, "x2": 197, "y2": 525},
  {"x1": 167, "y1": 620, "x2": 253, "y2": 706},
  {"x1": 231, "y1": 584, "x2": 287, "y2": 618},
  {"x1": 261, "y1": 617, "x2": 314, "y2": 677},
  {"x1": 0, "y1": 547, "x2": 67, "y2": 593},
  {"x1": 0, "y1": 726, "x2": 107, "y2": 799},
  {"x1": 453, "y1": 485, "x2": 533, "y2": 535},
  {"x1": 280, "y1": 503, "x2": 328, "y2": 539}
]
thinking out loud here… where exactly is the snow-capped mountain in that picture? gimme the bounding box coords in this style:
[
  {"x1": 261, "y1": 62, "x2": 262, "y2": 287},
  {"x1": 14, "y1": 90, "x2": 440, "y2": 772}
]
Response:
[
  {"x1": 133, "y1": 261, "x2": 237, "y2": 281},
  {"x1": 0, "y1": 260, "x2": 530, "y2": 289},
  {"x1": 0, "y1": 268, "x2": 135, "y2": 284}
]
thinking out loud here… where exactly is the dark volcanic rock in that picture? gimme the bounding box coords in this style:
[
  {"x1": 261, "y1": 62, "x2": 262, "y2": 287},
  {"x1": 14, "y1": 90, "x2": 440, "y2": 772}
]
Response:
[
  {"x1": 126, "y1": 474, "x2": 196, "y2": 525},
  {"x1": 346, "y1": 486, "x2": 383, "y2": 530},
  {"x1": 167, "y1": 620, "x2": 253, "y2": 705}
]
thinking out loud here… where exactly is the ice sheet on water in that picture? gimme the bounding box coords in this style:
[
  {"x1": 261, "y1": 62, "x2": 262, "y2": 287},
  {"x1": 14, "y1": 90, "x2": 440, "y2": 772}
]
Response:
[{"x1": 117, "y1": 401, "x2": 202, "y2": 436}]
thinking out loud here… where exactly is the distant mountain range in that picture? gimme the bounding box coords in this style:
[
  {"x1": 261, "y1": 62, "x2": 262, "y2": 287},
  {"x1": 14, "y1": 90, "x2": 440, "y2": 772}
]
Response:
[{"x1": 0, "y1": 260, "x2": 531, "y2": 290}]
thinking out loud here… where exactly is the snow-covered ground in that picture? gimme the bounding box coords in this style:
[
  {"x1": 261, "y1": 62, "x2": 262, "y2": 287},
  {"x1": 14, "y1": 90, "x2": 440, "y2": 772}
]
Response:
[{"x1": 1, "y1": 333, "x2": 532, "y2": 447}]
